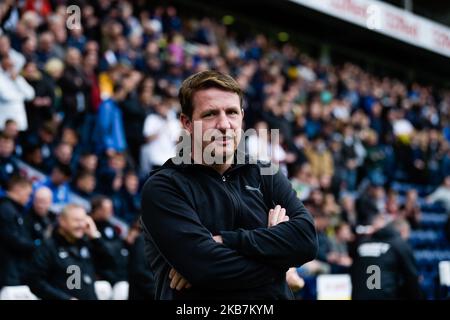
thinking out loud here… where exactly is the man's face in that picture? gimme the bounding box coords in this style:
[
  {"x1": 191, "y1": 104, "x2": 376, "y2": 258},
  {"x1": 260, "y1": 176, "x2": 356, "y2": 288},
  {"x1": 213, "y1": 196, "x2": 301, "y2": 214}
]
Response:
[
  {"x1": 0, "y1": 137, "x2": 14, "y2": 157},
  {"x1": 56, "y1": 145, "x2": 72, "y2": 164},
  {"x1": 33, "y1": 190, "x2": 52, "y2": 216},
  {"x1": 59, "y1": 207, "x2": 87, "y2": 239},
  {"x1": 181, "y1": 88, "x2": 243, "y2": 163},
  {"x1": 13, "y1": 184, "x2": 33, "y2": 206},
  {"x1": 5, "y1": 122, "x2": 18, "y2": 138},
  {"x1": 51, "y1": 169, "x2": 68, "y2": 185}
]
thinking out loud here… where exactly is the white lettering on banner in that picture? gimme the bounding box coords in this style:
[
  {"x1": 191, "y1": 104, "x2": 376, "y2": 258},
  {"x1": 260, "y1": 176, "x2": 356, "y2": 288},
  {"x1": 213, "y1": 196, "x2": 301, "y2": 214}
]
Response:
[{"x1": 289, "y1": 0, "x2": 450, "y2": 58}]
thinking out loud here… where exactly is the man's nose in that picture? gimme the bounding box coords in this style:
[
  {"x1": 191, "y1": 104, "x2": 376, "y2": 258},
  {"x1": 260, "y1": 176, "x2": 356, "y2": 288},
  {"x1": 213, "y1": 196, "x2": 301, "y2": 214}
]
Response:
[{"x1": 216, "y1": 112, "x2": 232, "y2": 131}]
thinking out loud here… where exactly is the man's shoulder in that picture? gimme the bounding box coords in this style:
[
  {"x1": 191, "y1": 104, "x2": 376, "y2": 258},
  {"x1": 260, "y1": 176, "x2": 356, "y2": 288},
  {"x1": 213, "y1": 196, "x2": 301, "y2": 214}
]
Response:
[{"x1": 141, "y1": 165, "x2": 184, "y2": 191}]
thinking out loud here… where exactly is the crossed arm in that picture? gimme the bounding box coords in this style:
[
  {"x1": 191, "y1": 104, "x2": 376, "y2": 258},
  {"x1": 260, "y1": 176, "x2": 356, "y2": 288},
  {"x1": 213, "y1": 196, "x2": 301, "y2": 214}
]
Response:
[{"x1": 141, "y1": 169, "x2": 317, "y2": 291}]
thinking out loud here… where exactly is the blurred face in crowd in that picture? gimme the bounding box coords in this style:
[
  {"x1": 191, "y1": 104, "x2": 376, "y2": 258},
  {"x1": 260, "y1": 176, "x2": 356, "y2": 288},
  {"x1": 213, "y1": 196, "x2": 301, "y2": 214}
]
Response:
[
  {"x1": 65, "y1": 47, "x2": 81, "y2": 67},
  {"x1": 1, "y1": 55, "x2": 14, "y2": 73},
  {"x1": 108, "y1": 153, "x2": 126, "y2": 170},
  {"x1": 0, "y1": 136, "x2": 14, "y2": 157},
  {"x1": 94, "y1": 199, "x2": 114, "y2": 221},
  {"x1": 4, "y1": 121, "x2": 19, "y2": 139},
  {"x1": 124, "y1": 173, "x2": 139, "y2": 194},
  {"x1": 33, "y1": 187, "x2": 53, "y2": 217},
  {"x1": 55, "y1": 143, "x2": 73, "y2": 165},
  {"x1": 76, "y1": 174, "x2": 96, "y2": 194},
  {"x1": 51, "y1": 168, "x2": 70, "y2": 185},
  {"x1": 59, "y1": 206, "x2": 88, "y2": 240},
  {"x1": 80, "y1": 154, "x2": 98, "y2": 172},
  {"x1": 39, "y1": 32, "x2": 54, "y2": 52},
  {"x1": 336, "y1": 224, "x2": 353, "y2": 242},
  {"x1": 181, "y1": 88, "x2": 243, "y2": 164},
  {"x1": 0, "y1": 35, "x2": 11, "y2": 55},
  {"x1": 25, "y1": 146, "x2": 43, "y2": 166},
  {"x1": 444, "y1": 176, "x2": 450, "y2": 188},
  {"x1": 9, "y1": 182, "x2": 33, "y2": 206},
  {"x1": 61, "y1": 128, "x2": 78, "y2": 147}
]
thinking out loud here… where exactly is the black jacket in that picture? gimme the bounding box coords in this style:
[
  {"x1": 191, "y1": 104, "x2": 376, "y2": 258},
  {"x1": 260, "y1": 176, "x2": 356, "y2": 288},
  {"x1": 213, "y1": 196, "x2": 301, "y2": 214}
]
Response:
[
  {"x1": 140, "y1": 157, "x2": 318, "y2": 300},
  {"x1": 0, "y1": 196, "x2": 36, "y2": 288},
  {"x1": 128, "y1": 234, "x2": 156, "y2": 300},
  {"x1": 27, "y1": 230, "x2": 115, "y2": 300},
  {"x1": 94, "y1": 220, "x2": 129, "y2": 284},
  {"x1": 351, "y1": 225, "x2": 423, "y2": 300},
  {"x1": 24, "y1": 209, "x2": 53, "y2": 244}
]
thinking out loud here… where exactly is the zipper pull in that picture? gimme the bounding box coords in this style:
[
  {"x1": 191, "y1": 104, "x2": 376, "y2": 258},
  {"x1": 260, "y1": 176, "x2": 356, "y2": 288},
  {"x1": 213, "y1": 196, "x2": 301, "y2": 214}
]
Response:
[{"x1": 222, "y1": 176, "x2": 226, "y2": 182}]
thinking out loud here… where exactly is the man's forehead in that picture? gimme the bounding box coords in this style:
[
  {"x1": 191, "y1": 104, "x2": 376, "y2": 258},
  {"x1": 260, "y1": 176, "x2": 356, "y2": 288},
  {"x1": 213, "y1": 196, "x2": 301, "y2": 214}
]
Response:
[{"x1": 193, "y1": 88, "x2": 240, "y2": 104}]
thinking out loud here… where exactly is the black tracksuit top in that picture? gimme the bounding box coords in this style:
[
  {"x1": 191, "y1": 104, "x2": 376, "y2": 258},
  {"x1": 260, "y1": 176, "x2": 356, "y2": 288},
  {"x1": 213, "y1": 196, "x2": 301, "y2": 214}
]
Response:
[{"x1": 140, "y1": 157, "x2": 318, "y2": 300}]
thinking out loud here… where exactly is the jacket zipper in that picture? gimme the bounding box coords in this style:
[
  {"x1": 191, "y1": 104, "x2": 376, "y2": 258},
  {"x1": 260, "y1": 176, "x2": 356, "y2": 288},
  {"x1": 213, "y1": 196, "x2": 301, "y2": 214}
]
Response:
[{"x1": 221, "y1": 174, "x2": 241, "y2": 226}]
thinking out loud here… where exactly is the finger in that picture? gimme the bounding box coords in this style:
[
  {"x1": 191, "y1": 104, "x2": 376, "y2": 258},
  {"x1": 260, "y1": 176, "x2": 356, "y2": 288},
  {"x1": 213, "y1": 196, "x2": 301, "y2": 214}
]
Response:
[
  {"x1": 271, "y1": 205, "x2": 281, "y2": 226},
  {"x1": 185, "y1": 283, "x2": 192, "y2": 289},
  {"x1": 169, "y1": 268, "x2": 175, "y2": 279},
  {"x1": 170, "y1": 272, "x2": 182, "y2": 289},
  {"x1": 283, "y1": 215, "x2": 289, "y2": 222},
  {"x1": 176, "y1": 277, "x2": 189, "y2": 291},
  {"x1": 268, "y1": 209, "x2": 274, "y2": 227},
  {"x1": 278, "y1": 208, "x2": 286, "y2": 223}
]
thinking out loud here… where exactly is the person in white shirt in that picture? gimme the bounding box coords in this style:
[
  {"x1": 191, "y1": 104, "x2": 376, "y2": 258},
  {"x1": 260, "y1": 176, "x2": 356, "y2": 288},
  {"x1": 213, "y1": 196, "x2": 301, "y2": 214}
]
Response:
[
  {"x1": 0, "y1": 54, "x2": 35, "y2": 131},
  {"x1": 0, "y1": 35, "x2": 26, "y2": 73},
  {"x1": 140, "y1": 99, "x2": 181, "y2": 175}
]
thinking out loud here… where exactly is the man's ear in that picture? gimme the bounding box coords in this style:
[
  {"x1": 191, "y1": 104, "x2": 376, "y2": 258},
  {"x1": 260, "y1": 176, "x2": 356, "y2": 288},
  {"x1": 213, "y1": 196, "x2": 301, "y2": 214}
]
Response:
[{"x1": 180, "y1": 113, "x2": 192, "y2": 134}]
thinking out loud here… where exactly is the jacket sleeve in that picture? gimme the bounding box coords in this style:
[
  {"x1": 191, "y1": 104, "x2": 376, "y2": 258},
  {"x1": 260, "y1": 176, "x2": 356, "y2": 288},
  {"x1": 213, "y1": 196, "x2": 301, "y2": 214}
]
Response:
[
  {"x1": 140, "y1": 173, "x2": 284, "y2": 290},
  {"x1": 90, "y1": 237, "x2": 117, "y2": 271},
  {"x1": 0, "y1": 205, "x2": 35, "y2": 254},
  {"x1": 27, "y1": 244, "x2": 73, "y2": 300},
  {"x1": 220, "y1": 167, "x2": 318, "y2": 269}
]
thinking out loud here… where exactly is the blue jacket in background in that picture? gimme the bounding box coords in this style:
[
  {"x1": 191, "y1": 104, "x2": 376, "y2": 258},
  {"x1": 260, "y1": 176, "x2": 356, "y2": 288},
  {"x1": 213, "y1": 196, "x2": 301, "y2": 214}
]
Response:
[{"x1": 93, "y1": 98, "x2": 127, "y2": 155}]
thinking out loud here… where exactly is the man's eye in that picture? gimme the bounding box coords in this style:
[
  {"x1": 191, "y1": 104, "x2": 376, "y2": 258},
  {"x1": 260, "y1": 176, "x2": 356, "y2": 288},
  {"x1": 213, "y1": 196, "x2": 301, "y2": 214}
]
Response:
[{"x1": 203, "y1": 113, "x2": 214, "y2": 118}]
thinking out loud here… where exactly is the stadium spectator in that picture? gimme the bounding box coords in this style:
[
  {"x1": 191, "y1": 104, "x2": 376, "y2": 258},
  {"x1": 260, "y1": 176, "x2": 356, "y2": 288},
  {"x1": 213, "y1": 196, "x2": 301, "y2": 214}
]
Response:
[
  {"x1": 426, "y1": 175, "x2": 450, "y2": 213},
  {"x1": 0, "y1": 53, "x2": 35, "y2": 131},
  {"x1": 351, "y1": 217, "x2": 423, "y2": 300},
  {"x1": 0, "y1": 34, "x2": 25, "y2": 72},
  {"x1": 140, "y1": 97, "x2": 181, "y2": 174},
  {"x1": 0, "y1": 175, "x2": 35, "y2": 289},
  {"x1": 92, "y1": 81, "x2": 128, "y2": 156},
  {"x1": 0, "y1": 132, "x2": 19, "y2": 189},
  {"x1": 114, "y1": 170, "x2": 141, "y2": 225},
  {"x1": 22, "y1": 60, "x2": 55, "y2": 133},
  {"x1": 36, "y1": 163, "x2": 72, "y2": 209},
  {"x1": 24, "y1": 186, "x2": 54, "y2": 245},
  {"x1": 90, "y1": 196, "x2": 128, "y2": 286},
  {"x1": 28, "y1": 204, "x2": 114, "y2": 300},
  {"x1": 72, "y1": 171, "x2": 97, "y2": 200}
]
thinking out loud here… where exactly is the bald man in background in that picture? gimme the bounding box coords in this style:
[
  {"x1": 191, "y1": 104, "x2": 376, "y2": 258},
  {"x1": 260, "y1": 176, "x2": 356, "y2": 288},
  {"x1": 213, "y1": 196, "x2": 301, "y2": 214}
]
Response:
[{"x1": 25, "y1": 186, "x2": 54, "y2": 246}]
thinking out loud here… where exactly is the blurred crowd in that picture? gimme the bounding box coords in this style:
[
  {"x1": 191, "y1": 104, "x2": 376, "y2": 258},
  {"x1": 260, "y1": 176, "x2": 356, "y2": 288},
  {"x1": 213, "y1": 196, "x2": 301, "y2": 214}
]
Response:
[{"x1": 0, "y1": 0, "x2": 450, "y2": 299}]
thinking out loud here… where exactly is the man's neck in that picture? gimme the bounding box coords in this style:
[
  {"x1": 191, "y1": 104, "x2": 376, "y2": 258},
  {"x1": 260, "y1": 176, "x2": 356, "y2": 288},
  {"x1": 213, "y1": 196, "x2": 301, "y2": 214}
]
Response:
[{"x1": 211, "y1": 162, "x2": 233, "y2": 175}]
